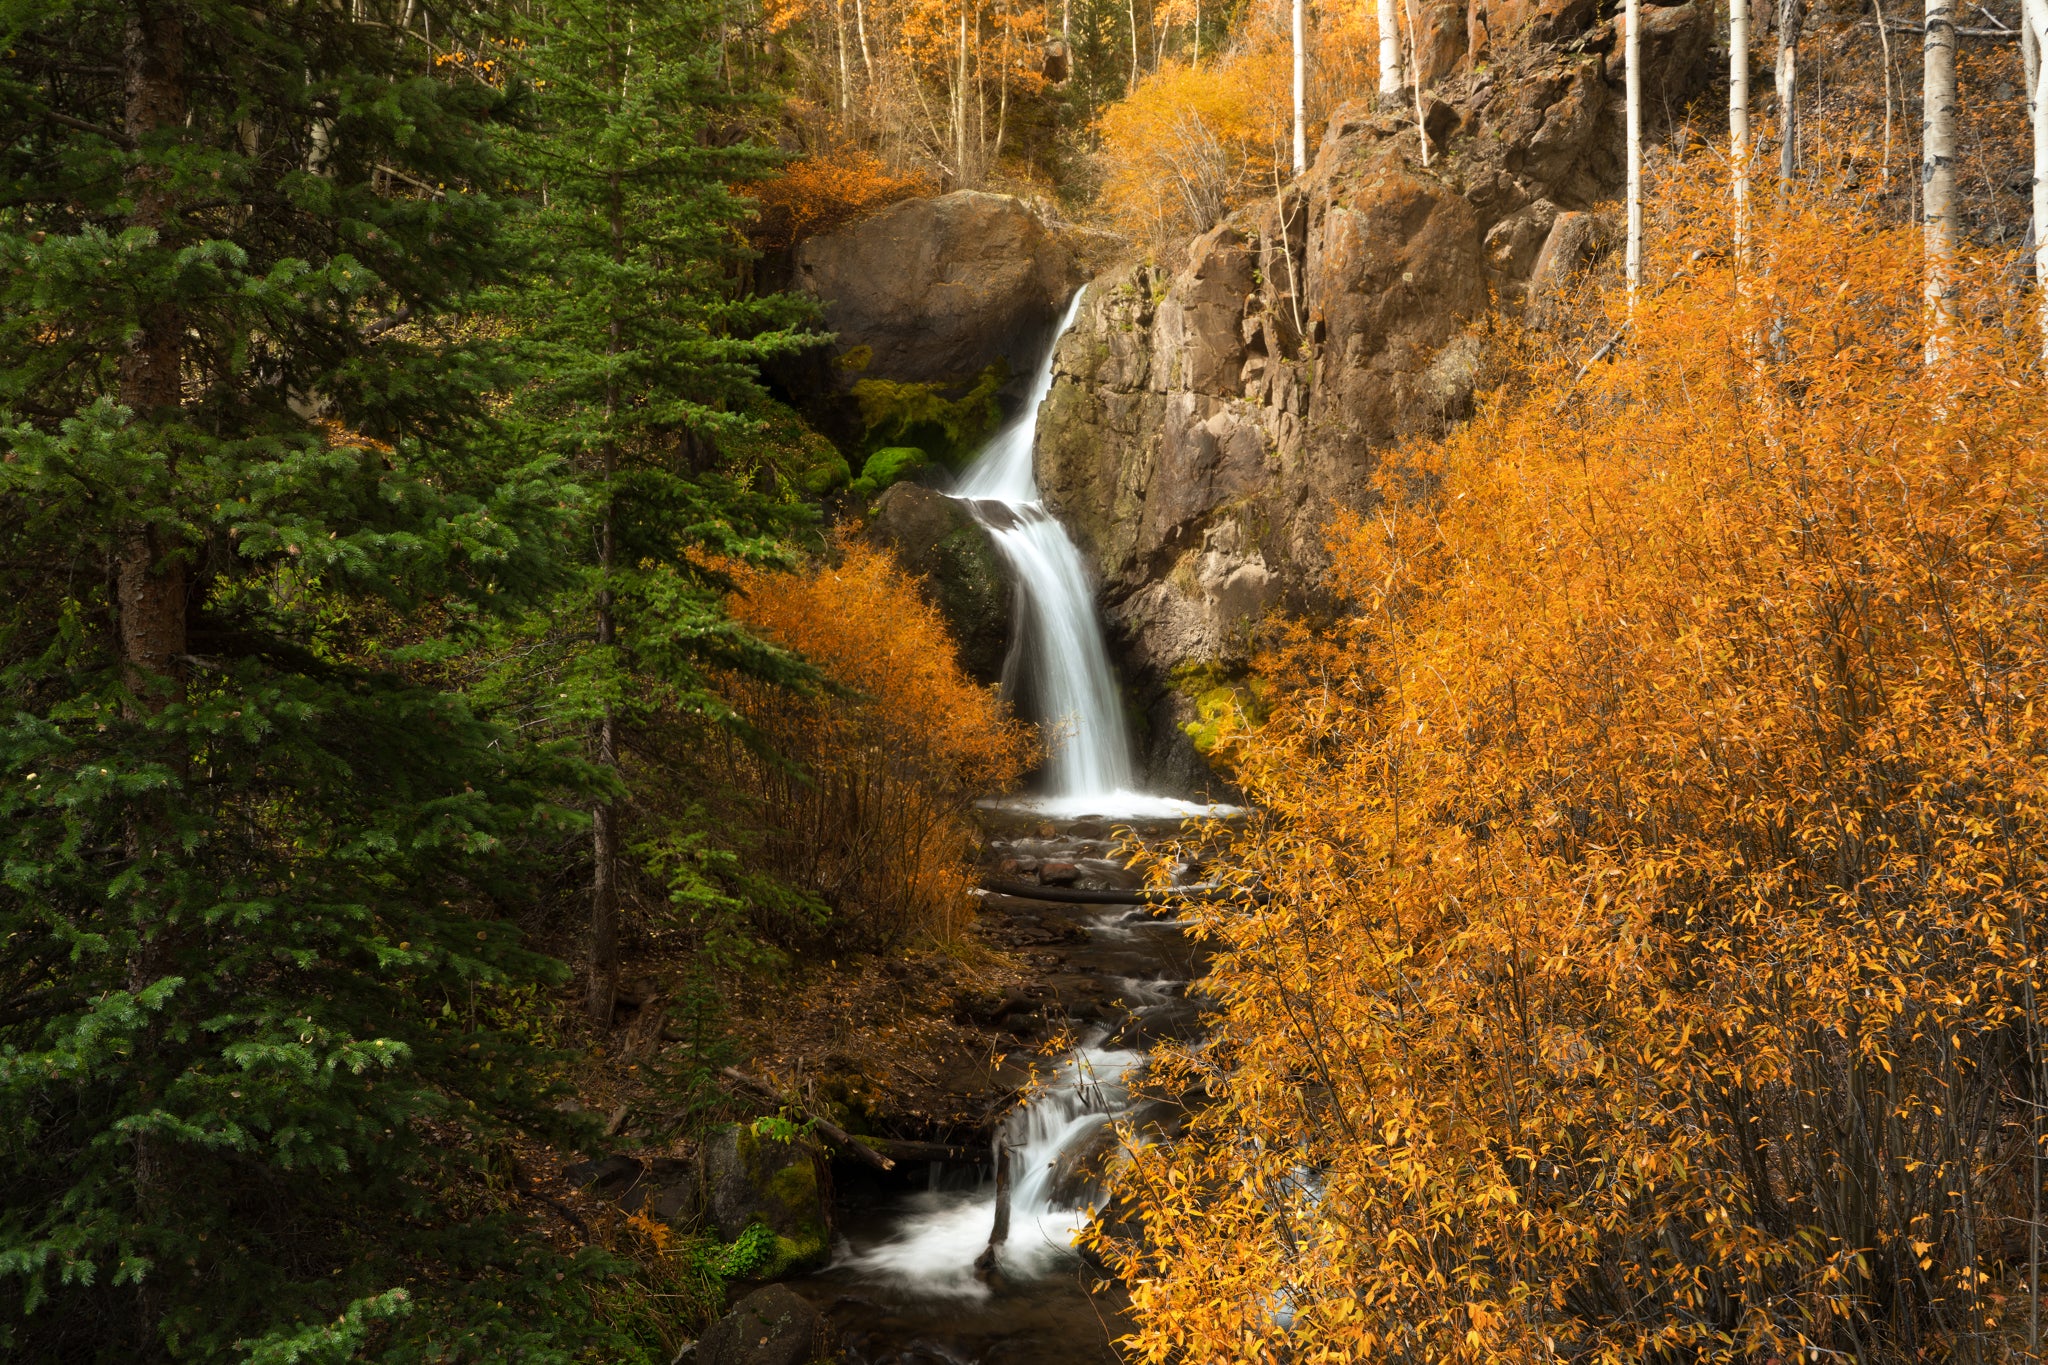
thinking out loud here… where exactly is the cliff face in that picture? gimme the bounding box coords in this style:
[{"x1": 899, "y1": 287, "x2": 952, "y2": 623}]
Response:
[{"x1": 1034, "y1": 12, "x2": 1712, "y2": 745}]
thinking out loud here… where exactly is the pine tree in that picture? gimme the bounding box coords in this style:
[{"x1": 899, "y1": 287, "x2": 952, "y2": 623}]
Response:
[
  {"x1": 0, "y1": 1, "x2": 599, "y2": 1358},
  {"x1": 488, "y1": 0, "x2": 816, "y2": 1024}
]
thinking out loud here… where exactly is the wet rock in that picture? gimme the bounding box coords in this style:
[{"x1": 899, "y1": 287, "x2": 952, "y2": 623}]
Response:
[
  {"x1": 794, "y1": 191, "x2": 1080, "y2": 390},
  {"x1": 702, "y1": 1124, "x2": 831, "y2": 1271},
  {"x1": 1038, "y1": 861, "x2": 1081, "y2": 886},
  {"x1": 562, "y1": 1154, "x2": 643, "y2": 1201},
  {"x1": 863, "y1": 482, "x2": 1012, "y2": 683},
  {"x1": 695, "y1": 1284, "x2": 829, "y2": 1365}
]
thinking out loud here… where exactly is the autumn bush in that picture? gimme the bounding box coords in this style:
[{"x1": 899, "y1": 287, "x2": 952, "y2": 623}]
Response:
[
  {"x1": 1096, "y1": 175, "x2": 2048, "y2": 1363},
  {"x1": 741, "y1": 145, "x2": 932, "y2": 250},
  {"x1": 703, "y1": 541, "x2": 1033, "y2": 949}
]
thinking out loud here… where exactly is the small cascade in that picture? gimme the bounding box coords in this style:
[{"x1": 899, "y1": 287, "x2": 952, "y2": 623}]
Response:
[{"x1": 952, "y1": 291, "x2": 1227, "y2": 820}]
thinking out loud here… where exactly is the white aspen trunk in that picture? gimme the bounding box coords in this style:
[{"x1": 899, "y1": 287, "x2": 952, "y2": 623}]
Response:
[
  {"x1": 1063, "y1": 0, "x2": 1070, "y2": 37},
  {"x1": 1293, "y1": 0, "x2": 1307, "y2": 174},
  {"x1": 958, "y1": 3, "x2": 971, "y2": 186},
  {"x1": 1402, "y1": 0, "x2": 1430, "y2": 166},
  {"x1": 2025, "y1": 0, "x2": 2046, "y2": 357},
  {"x1": 1194, "y1": 0, "x2": 1200, "y2": 67},
  {"x1": 854, "y1": 0, "x2": 876, "y2": 122},
  {"x1": 1923, "y1": 0, "x2": 1957, "y2": 364},
  {"x1": 1128, "y1": 0, "x2": 1139, "y2": 86},
  {"x1": 1379, "y1": 0, "x2": 1403, "y2": 96},
  {"x1": 1776, "y1": 0, "x2": 1804, "y2": 185},
  {"x1": 834, "y1": 0, "x2": 849, "y2": 113},
  {"x1": 1872, "y1": 0, "x2": 1896, "y2": 189},
  {"x1": 1625, "y1": 0, "x2": 1642, "y2": 299},
  {"x1": 1731, "y1": 0, "x2": 1750, "y2": 256}
]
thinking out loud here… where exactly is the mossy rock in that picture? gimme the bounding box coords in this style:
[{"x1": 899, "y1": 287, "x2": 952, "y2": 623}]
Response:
[
  {"x1": 848, "y1": 445, "x2": 928, "y2": 498},
  {"x1": 801, "y1": 452, "x2": 852, "y2": 495},
  {"x1": 702, "y1": 1122, "x2": 830, "y2": 1272}
]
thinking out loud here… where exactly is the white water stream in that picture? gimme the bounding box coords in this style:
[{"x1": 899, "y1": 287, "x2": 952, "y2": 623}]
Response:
[
  {"x1": 827, "y1": 295, "x2": 1229, "y2": 1302},
  {"x1": 954, "y1": 290, "x2": 1232, "y2": 822}
]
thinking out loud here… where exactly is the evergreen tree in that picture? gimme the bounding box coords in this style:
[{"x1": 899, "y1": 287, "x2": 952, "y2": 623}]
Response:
[
  {"x1": 489, "y1": 0, "x2": 817, "y2": 1024},
  {"x1": 0, "y1": 2, "x2": 598, "y2": 1358}
]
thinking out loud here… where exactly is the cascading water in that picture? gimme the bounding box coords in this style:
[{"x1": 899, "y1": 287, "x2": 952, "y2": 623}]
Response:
[
  {"x1": 953, "y1": 290, "x2": 1228, "y2": 821},
  {"x1": 798, "y1": 295, "x2": 1234, "y2": 1361}
]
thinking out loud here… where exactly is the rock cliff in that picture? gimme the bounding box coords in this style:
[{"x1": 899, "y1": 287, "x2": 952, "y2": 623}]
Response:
[{"x1": 1033, "y1": 13, "x2": 1712, "y2": 736}]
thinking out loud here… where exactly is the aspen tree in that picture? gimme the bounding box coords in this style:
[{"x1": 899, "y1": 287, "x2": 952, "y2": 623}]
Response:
[
  {"x1": 1777, "y1": 0, "x2": 1805, "y2": 183},
  {"x1": 1924, "y1": 0, "x2": 1957, "y2": 361},
  {"x1": 2026, "y1": 0, "x2": 2046, "y2": 356},
  {"x1": 1293, "y1": 0, "x2": 1307, "y2": 173},
  {"x1": 1626, "y1": 0, "x2": 1642, "y2": 298},
  {"x1": 1380, "y1": 0, "x2": 1403, "y2": 99},
  {"x1": 1731, "y1": 0, "x2": 1751, "y2": 255}
]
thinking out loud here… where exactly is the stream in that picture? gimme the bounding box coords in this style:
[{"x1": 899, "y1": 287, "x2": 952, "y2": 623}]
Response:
[{"x1": 785, "y1": 295, "x2": 1236, "y2": 1361}]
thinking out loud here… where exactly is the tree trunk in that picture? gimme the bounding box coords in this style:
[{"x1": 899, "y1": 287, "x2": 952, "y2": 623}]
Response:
[
  {"x1": 1923, "y1": 0, "x2": 1957, "y2": 363},
  {"x1": 1625, "y1": 0, "x2": 1642, "y2": 298},
  {"x1": 1379, "y1": 0, "x2": 1403, "y2": 98},
  {"x1": 1776, "y1": 0, "x2": 1805, "y2": 185},
  {"x1": 1402, "y1": 0, "x2": 1431, "y2": 166},
  {"x1": 120, "y1": 0, "x2": 188, "y2": 1348},
  {"x1": 2025, "y1": 0, "x2": 2046, "y2": 358},
  {"x1": 586, "y1": 143, "x2": 625, "y2": 1025},
  {"x1": 1292, "y1": 0, "x2": 1306, "y2": 174},
  {"x1": 1731, "y1": 0, "x2": 1751, "y2": 256}
]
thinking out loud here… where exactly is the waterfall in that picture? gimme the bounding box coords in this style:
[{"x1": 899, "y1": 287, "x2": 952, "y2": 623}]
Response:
[{"x1": 954, "y1": 290, "x2": 1226, "y2": 820}]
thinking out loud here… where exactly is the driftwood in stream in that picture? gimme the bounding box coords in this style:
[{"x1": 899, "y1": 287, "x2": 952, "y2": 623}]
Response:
[
  {"x1": 979, "y1": 878, "x2": 1264, "y2": 905},
  {"x1": 972, "y1": 1134, "x2": 1013, "y2": 1281},
  {"x1": 718, "y1": 1067, "x2": 895, "y2": 1172}
]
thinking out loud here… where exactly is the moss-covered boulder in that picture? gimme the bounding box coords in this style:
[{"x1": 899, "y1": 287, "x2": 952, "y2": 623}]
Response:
[
  {"x1": 701, "y1": 1122, "x2": 830, "y2": 1274},
  {"x1": 863, "y1": 481, "x2": 1013, "y2": 684}
]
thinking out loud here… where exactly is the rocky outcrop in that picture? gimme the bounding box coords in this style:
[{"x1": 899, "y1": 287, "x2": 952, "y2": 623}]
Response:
[
  {"x1": 795, "y1": 191, "x2": 1082, "y2": 390},
  {"x1": 1033, "y1": 27, "x2": 1710, "y2": 717},
  {"x1": 864, "y1": 482, "x2": 1012, "y2": 684}
]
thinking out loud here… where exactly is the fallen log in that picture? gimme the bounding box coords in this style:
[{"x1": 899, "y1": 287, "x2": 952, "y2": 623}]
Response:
[
  {"x1": 978, "y1": 879, "x2": 1262, "y2": 905},
  {"x1": 718, "y1": 1066, "x2": 895, "y2": 1172}
]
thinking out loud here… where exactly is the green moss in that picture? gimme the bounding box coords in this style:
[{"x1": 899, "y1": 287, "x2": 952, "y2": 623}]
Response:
[
  {"x1": 1172, "y1": 662, "x2": 1272, "y2": 755},
  {"x1": 848, "y1": 445, "x2": 928, "y2": 498},
  {"x1": 802, "y1": 452, "x2": 852, "y2": 495}
]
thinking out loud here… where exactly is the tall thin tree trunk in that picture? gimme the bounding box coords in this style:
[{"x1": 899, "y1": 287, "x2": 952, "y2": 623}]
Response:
[
  {"x1": 1731, "y1": 0, "x2": 1751, "y2": 257},
  {"x1": 855, "y1": 0, "x2": 875, "y2": 117},
  {"x1": 1292, "y1": 0, "x2": 1306, "y2": 174},
  {"x1": 1127, "y1": 0, "x2": 1139, "y2": 87},
  {"x1": 834, "y1": 0, "x2": 849, "y2": 114},
  {"x1": 1777, "y1": 0, "x2": 1805, "y2": 185},
  {"x1": 957, "y1": 3, "x2": 971, "y2": 185},
  {"x1": 1378, "y1": 0, "x2": 1403, "y2": 97},
  {"x1": 2025, "y1": 0, "x2": 2046, "y2": 357},
  {"x1": 1401, "y1": 0, "x2": 1430, "y2": 166},
  {"x1": 587, "y1": 54, "x2": 626, "y2": 1023},
  {"x1": 1923, "y1": 0, "x2": 1957, "y2": 363},
  {"x1": 120, "y1": 0, "x2": 188, "y2": 1345},
  {"x1": 1625, "y1": 0, "x2": 1642, "y2": 299}
]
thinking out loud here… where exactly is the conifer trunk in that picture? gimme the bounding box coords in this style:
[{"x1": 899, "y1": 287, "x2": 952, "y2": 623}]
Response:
[
  {"x1": 1379, "y1": 0, "x2": 1403, "y2": 99},
  {"x1": 120, "y1": 0, "x2": 187, "y2": 1343},
  {"x1": 1776, "y1": 0, "x2": 1804, "y2": 185},
  {"x1": 586, "y1": 146, "x2": 624, "y2": 1024},
  {"x1": 1291, "y1": 0, "x2": 1305, "y2": 174},
  {"x1": 1731, "y1": 0, "x2": 1750, "y2": 254},
  {"x1": 1923, "y1": 0, "x2": 1957, "y2": 362}
]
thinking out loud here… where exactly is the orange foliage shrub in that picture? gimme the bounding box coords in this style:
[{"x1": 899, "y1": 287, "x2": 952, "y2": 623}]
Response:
[
  {"x1": 713, "y1": 542, "x2": 1032, "y2": 947},
  {"x1": 742, "y1": 147, "x2": 933, "y2": 250},
  {"x1": 1095, "y1": 177, "x2": 2048, "y2": 1362}
]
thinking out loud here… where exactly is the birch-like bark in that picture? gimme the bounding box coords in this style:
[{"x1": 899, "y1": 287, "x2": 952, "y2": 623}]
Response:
[
  {"x1": 1402, "y1": 0, "x2": 1430, "y2": 166},
  {"x1": 1379, "y1": 0, "x2": 1403, "y2": 97},
  {"x1": 1923, "y1": 0, "x2": 1957, "y2": 363},
  {"x1": 1625, "y1": 0, "x2": 1642, "y2": 300},
  {"x1": 834, "y1": 0, "x2": 849, "y2": 113},
  {"x1": 2025, "y1": 0, "x2": 2046, "y2": 357},
  {"x1": 957, "y1": 3, "x2": 971, "y2": 186},
  {"x1": 1292, "y1": 0, "x2": 1306, "y2": 174},
  {"x1": 1776, "y1": 0, "x2": 1805, "y2": 185},
  {"x1": 1731, "y1": 0, "x2": 1750, "y2": 256}
]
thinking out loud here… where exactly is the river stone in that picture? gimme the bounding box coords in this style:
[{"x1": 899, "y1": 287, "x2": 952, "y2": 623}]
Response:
[
  {"x1": 695, "y1": 1284, "x2": 828, "y2": 1365},
  {"x1": 701, "y1": 1124, "x2": 830, "y2": 1271},
  {"x1": 794, "y1": 191, "x2": 1080, "y2": 389},
  {"x1": 863, "y1": 482, "x2": 1012, "y2": 684}
]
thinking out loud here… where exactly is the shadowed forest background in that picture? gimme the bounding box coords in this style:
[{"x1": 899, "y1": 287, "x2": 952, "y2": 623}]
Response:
[{"x1": 4, "y1": 0, "x2": 2048, "y2": 1358}]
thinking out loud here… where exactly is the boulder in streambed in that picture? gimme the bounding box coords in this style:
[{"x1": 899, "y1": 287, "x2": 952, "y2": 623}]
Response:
[
  {"x1": 692, "y1": 1284, "x2": 830, "y2": 1365},
  {"x1": 863, "y1": 482, "x2": 1012, "y2": 684},
  {"x1": 701, "y1": 1123, "x2": 831, "y2": 1273},
  {"x1": 794, "y1": 190, "x2": 1080, "y2": 390}
]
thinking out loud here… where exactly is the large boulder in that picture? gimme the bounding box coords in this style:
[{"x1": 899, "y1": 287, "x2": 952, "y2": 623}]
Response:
[
  {"x1": 695, "y1": 1285, "x2": 829, "y2": 1365},
  {"x1": 864, "y1": 482, "x2": 1012, "y2": 684},
  {"x1": 701, "y1": 1123, "x2": 831, "y2": 1272},
  {"x1": 794, "y1": 191, "x2": 1081, "y2": 389}
]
